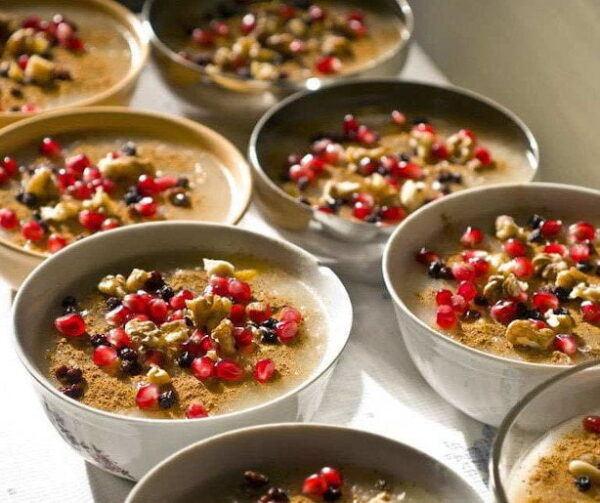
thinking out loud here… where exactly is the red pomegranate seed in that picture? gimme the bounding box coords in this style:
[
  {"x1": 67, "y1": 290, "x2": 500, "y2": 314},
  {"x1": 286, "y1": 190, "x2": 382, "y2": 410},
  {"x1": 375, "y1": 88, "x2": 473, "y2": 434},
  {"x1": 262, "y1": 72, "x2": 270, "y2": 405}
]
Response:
[
  {"x1": 509, "y1": 290, "x2": 528, "y2": 304},
  {"x1": 246, "y1": 302, "x2": 272, "y2": 323},
  {"x1": 65, "y1": 154, "x2": 90, "y2": 174},
  {"x1": 79, "y1": 210, "x2": 105, "y2": 231},
  {"x1": 0, "y1": 167, "x2": 9, "y2": 185},
  {"x1": 530, "y1": 319, "x2": 549, "y2": 329},
  {"x1": 68, "y1": 181, "x2": 92, "y2": 200},
  {"x1": 191, "y1": 356, "x2": 215, "y2": 380},
  {"x1": 20, "y1": 103, "x2": 39, "y2": 113},
  {"x1": 413, "y1": 123, "x2": 435, "y2": 134},
  {"x1": 395, "y1": 161, "x2": 423, "y2": 180},
  {"x1": 93, "y1": 345, "x2": 118, "y2": 367},
  {"x1": 503, "y1": 238, "x2": 527, "y2": 258},
  {"x1": 192, "y1": 28, "x2": 214, "y2": 46},
  {"x1": 457, "y1": 281, "x2": 477, "y2": 301},
  {"x1": 54, "y1": 313, "x2": 86, "y2": 337},
  {"x1": 435, "y1": 289, "x2": 453, "y2": 306},
  {"x1": 0, "y1": 208, "x2": 18, "y2": 230},
  {"x1": 356, "y1": 125, "x2": 377, "y2": 146},
  {"x1": 2, "y1": 156, "x2": 18, "y2": 176},
  {"x1": 123, "y1": 293, "x2": 148, "y2": 314},
  {"x1": 82, "y1": 167, "x2": 101, "y2": 183},
  {"x1": 168, "y1": 309, "x2": 185, "y2": 321},
  {"x1": 303, "y1": 474, "x2": 328, "y2": 496},
  {"x1": 315, "y1": 55, "x2": 340, "y2": 74},
  {"x1": 144, "y1": 349, "x2": 164, "y2": 367},
  {"x1": 180, "y1": 330, "x2": 205, "y2": 355},
  {"x1": 459, "y1": 129, "x2": 475, "y2": 139},
  {"x1": 229, "y1": 304, "x2": 246, "y2": 325},
  {"x1": 431, "y1": 142, "x2": 449, "y2": 159},
  {"x1": 280, "y1": 306, "x2": 302, "y2": 324},
  {"x1": 101, "y1": 218, "x2": 120, "y2": 231},
  {"x1": 415, "y1": 248, "x2": 440, "y2": 265},
  {"x1": 544, "y1": 242, "x2": 566, "y2": 256},
  {"x1": 135, "y1": 197, "x2": 158, "y2": 218},
  {"x1": 57, "y1": 169, "x2": 76, "y2": 191},
  {"x1": 449, "y1": 294, "x2": 469, "y2": 314},
  {"x1": 511, "y1": 257, "x2": 534, "y2": 278},
  {"x1": 474, "y1": 147, "x2": 492, "y2": 165},
  {"x1": 200, "y1": 335, "x2": 217, "y2": 354},
  {"x1": 469, "y1": 257, "x2": 490, "y2": 277},
  {"x1": 581, "y1": 301, "x2": 600, "y2": 324},
  {"x1": 490, "y1": 300, "x2": 518, "y2": 324},
  {"x1": 40, "y1": 137, "x2": 62, "y2": 158},
  {"x1": 169, "y1": 289, "x2": 194, "y2": 310},
  {"x1": 154, "y1": 176, "x2": 178, "y2": 191},
  {"x1": 106, "y1": 327, "x2": 131, "y2": 348},
  {"x1": 583, "y1": 415, "x2": 600, "y2": 433},
  {"x1": 569, "y1": 221, "x2": 596, "y2": 243},
  {"x1": 254, "y1": 358, "x2": 275, "y2": 383},
  {"x1": 570, "y1": 243, "x2": 590, "y2": 262},
  {"x1": 137, "y1": 174, "x2": 157, "y2": 195},
  {"x1": 228, "y1": 279, "x2": 252, "y2": 304},
  {"x1": 553, "y1": 334, "x2": 578, "y2": 355},
  {"x1": 148, "y1": 298, "x2": 168, "y2": 324},
  {"x1": 135, "y1": 384, "x2": 159, "y2": 409},
  {"x1": 22, "y1": 16, "x2": 42, "y2": 29},
  {"x1": 105, "y1": 305, "x2": 132, "y2": 326},
  {"x1": 240, "y1": 13, "x2": 256, "y2": 34},
  {"x1": 233, "y1": 326, "x2": 253, "y2": 346},
  {"x1": 460, "y1": 226, "x2": 484, "y2": 247},
  {"x1": 436, "y1": 305, "x2": 457, "y2": 328},
  {"x1": 47, "y1": 233, "x2": 67, "y2": 253},
  {"x1": 276, "y1": 320, "x2": 298, "y2": 343},
  {"x1": 343, "y1": 114, "x2": 359, "y2": 135},
  {"x1": 308, "y1": 5, "x2": 327, "y2": 21},
  {"x1": 322, "y1": 143, "x2": 342, "y2": 164},
  {"x1": 208, "y1": 275, "x2": 230, "y2": 296},
  {"x1": 289, "y1": 163, "x2": 316, "y2": 183},
  {"x1": 301, "y1": 154, "x2": 325, "y2": 174},
  {"x1": 352, "y1": 201, "x2": 372, "y2": 221},
  {"x1": 451, "y1": 263, "x2": 476, "y2": 282},
  {"x1": 185, "y1": 402, "x2": 208, "y2": 419},
  {"x1": 320, "y1": 467, "x2": 343, "y2": 487},
  {"x1": 380, "y1": 205, "x2": 406, "y2": 223},
  {"x1": 391, "y1": 110, "x2": 406, "y2": 125},
  {"x1": 532, "y1": 292, "x2": 559, "y2": 312},
  {"x1": 540, "y1": 219, "x2": 562, "y2": 238},
  {"x1": 17, "y1": 54, "x2": 29, "y2": 70},
  {"x1": 215, "y1": 359, "x2": 244, "y2": 381},
  {"x1": 21, "y1": 220, "x2": 45, "y2": 241}
]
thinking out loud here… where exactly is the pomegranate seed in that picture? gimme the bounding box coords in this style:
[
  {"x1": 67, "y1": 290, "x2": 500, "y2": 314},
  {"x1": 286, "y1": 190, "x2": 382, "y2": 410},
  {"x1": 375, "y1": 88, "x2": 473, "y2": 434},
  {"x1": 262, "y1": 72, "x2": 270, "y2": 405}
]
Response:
[
  {"x1": 544, "y1": 242, "x2": 567, "y2": 256},
  {"x1": 0, "y1": 208, "x2": 18, "y2": 230},
  {"x1": 228, "y1": 279, "x2": 252, "y2": 304},
  {"x1": 135, "y1": 384, "x2": 159, "y2": 409},
  {"x1": 47, "y1": 233, "x2": 67, "y2": 253},
  {"x1": 509, "y1": 290, "x2": 528, "y2": 304},
  {"x1": 208, "y1": 275, "x2": 230, "y2": 296},
  {"x1": 343, "y1": 114, "x2": 359, "y2": 135},
  {"x1": 315, "y1": 56, "x2": 340, "y2": 74},
  {"x1": 570, "y1": 243, "x2": 590, "y2": 262},
  {"x1": 82, "y1": 167, "x2": 101, "y2": 183},
  {"x1": 57, "y1": 169, "x2": 76, "y2": 191},
  {"x1": 391, "y1": 110, "x2": 406, "y2": 125},
  {"x1": 457, "y1": 281, "x2": 477, "y2": 301},
  {"x1": 79, "y1": 210, "x2": 105, "y2": 231},
  {"x1": 431, "y1": 142, "x2": 449, "y2": 159},
  {"x1": 436, "y1": 305, "x2": 457, "y2": 328},
  {"x1": 459, "y1": 129, "x2": 475, "y2": 139},
  {"x1": 135, "y1": 197, "x2": 158, "y2": 218},
  {"x1": 215, "y1": 359, "x2": 244, "y2": 381},
  {"x1": 105, "y1": 305, "x2": 132, "y2": 326},
  {"x1": 54, "y1": 313, "x2": 86, "y2": 337},
  {"x1": 2, "y1": 156, "x2": 18, "y2": 176},
  {"x1": 185, "y1": 402, "x2": 208, "y2": 419},
  {"x1": 137, "y1": 174, "x2": 157, "y2": 195},
  {"x1": 511, "y1": 257, "x2": 534, "y2": 278},
  {"x1": 200, "y1": 335, "x2": 217, "y2": 354},
  {"x1": 148, "y1": 298, "x2": 168, "y2": 324},
  {"x1": 21, "y1": 220, "x2": 45, "y2": 241},
  {"x1": 396, "y1": 161, "x2": 423, "y2": 180},
  {"x1": 451, "y1": 263, "x2": 476, "y2": 282},
  {"x1": 154, "y1": 176, "x2": 178, "y2": 191},
  {"x1": 254, "y1": 358, "x2": 275, "y2": 383},
  {"x1": 320, "y1": 467, "x2": 343, "y2": 487},
  {"x1": 490, "y1": 300, "x2": 518, "y2": 324},
  {"x1": 553, "y1": 334, "x2": 578, "y2": 355},
  {"x1": 460, "y1": 226, "x2": 484, "y2": 247},
  {"x1": 233, "y1": 326, "x2": 253, "y2": 346},
  {"x1": 532, "y1": 292, "x2": 559, "y2": 312},
  {"x1": 469, "y1": 257, "x2": 490, "y2": 277},
  {"x1": 169, "y1": 290, "x2": 194, "y2": 310},
  {"x1": 352, "y1": 201, "x2": 372, "y2": 221},
  {"x1": 17, "y1": 54, "x2": 29, "y2": 70},
  {"x1": 93, "y1": 345, "x2": 118, "y2": 367},
  {"x1": 321, "y1": 143, "x2": 342, "y2": 164},
  {"x1": 583, "y1": 415, "x2": 600, "y2": 433},
  {"x1": 308, "y1": 5, "x2": 327, "y2": 21},
  {"x1": 210, "y1": 19, "x2": 230, "y2": 36},
  {"x1": 474, "y1": 147, "x2": 492, "y2": 165},
  {"x1": 66, "y1": 36, "x2": 84, "y2": 51},
  {"x1": 0, "y1": 167, "x2": 9, "y2": 185},
  {"x1": 144, "y1": 349, "x2": 164, "y2": 367},
  {"x1": 414, "y1": 123, "x2": 435, "y2": 134},
  {"x1": 276, "y1": 320, "x2": 298, "y2": 343},
  {"x1": 241, "y1": 13, "x2": 256, "y2": 34},
  {"x1": 229, "y1": 304, "x2": 246, "y2": 325},
  {"x1": 348, "y1": 18, "x2": 367, "y2": 37},
  {"x1": 569, "y1": 221, "x2": 596, "y2": 242},
  {"x1": 191, "y1": 356, "x2": 215, "y2": 380},
  {"x1": 65, "y1": 154, "x2": 90, "y2": 174},
  {"x1": 449, "y1": 294, "x2": 469, "y2": 314},
  {"x1": 97, "y1": 178, "x2": 116, "y2": 194},
  {"x1": 246, "y1": 302, "x2": 272, "y2": 323},
  {"x1": 68, "y1": 181, "x2": 92, "y2": 200},
  {"x1": 168, "y1": 309, "x2": 185, "y2": 322},
  {"x1": 503, "y1": 238, "x2": 527, "y2": 257},
  {"x1": 180, "y1": 330, "x2": 206, "y2": 355},
  {"x1": 280, "y1": 307, "x2": 302, "y2": 323},
  {"x1": 192, "y1": 28, "x2": 214, "y2": 46},
  {"x1": 303, "y1": 474, "x2": 328, "y2": 496},
  {"x1": 40, "y1": 137, "x2": 62, "y2": 158},
  {"x1": 20, "y1": 103, "x2": 39, "y2": 113},
  {"x1": 301, "y1": 154, "x2": 325, "y2": 174},
  {"x1": 101, "y1": 218, "x2": 120, "y2": 231},
  {"x1": 289, "y1": 39, "x2": 306, "y2": 53},
  {"x1": 380, "y1": 205, "x2": 406, "y2": 223},
  {"x1": 123, "y1": 293, "x2": 148, "y2": 313},
  {"x1": 435, "y1": 289, "x2": 453, "y2": 306},
  {"x1": 22, "y1": 16, "x2": 42, "y2": 29},
  {"x1": 106, "y1": 327, "x2": 131, "y2": 348},
  {"x1": 540, "y1": 219, "x2": 562, "y2": 238},
  {"x1": 415, "y1": 248, "x2": 439, "y2": 265},
  {"x1": 289, "y1": 163, "x2": 316, "y2": 183},
  {"x1": 581, "y1": 301, "x2": 600, "y2": 324},
  {"x1": 355, "y1": 125, "x2": 377, "y2": 146}
]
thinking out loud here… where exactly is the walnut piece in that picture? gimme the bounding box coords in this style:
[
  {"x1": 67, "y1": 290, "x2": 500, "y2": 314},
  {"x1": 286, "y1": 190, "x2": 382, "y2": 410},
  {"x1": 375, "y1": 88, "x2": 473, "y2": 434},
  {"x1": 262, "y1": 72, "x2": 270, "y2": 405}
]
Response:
[
  {"x1": 98, "y1": 154, "x2": 155, "y2": 180},
  {"x1": 24, "y1": 54, "x2": 55, "y2": 85},
  {"x1": 555, "y1": 267, "x2": 587, "y2": 289},
  {"x1": 544, "y1": 309, "x2": 574, "y2": 332},
  {"x1": 495, "y1": 215, "x2": 523, "y2": 241},
  {"x1": 41, "y1": 200, "x2": 81, "y2": 222},
  {"x1": 146, "y1": 365, "x2": 171, "y2": 385},
  {"x1": 25, "y1": 166, "x2": 58, "y2": 200},
  {"x1": 532, "y1": 252, "x2": 568, "y2": 280},
  {"x1": 124, "y1": 319, "x2": 161, "y2": 346},
  {"x1": 186, "y1": 294, "x2": 232, "y2": 330},
  {"x1": 5, "y1": 28, "x2": 50, "y2": 56},
  {"x1": 483, "y1": 273, "x2": 527, "y2": 302},
  {"x1": 505, "y1": 320, "x2": 555, "y2": 350},
  {"x1": 400, "y1": 180, "x2": 428, "y2": 210},
  {"x1": 125, "y1": 269, "x2": 151, "y2": 293},
  {"x1": 211, "y1": 318, "x2": 236, "y2": 355},
  {"x1": 570, "y1": 282, "x2": 600, "y2": 302},
  {"x1": 159, "y1": 320, "x2": 189, "y2": 345},
  {"x1": 203, "y1": 258, "x2": 235, "y2": 277},
  {"x1": 98, "y1": 274, "x2": 127, "y2": 297}
]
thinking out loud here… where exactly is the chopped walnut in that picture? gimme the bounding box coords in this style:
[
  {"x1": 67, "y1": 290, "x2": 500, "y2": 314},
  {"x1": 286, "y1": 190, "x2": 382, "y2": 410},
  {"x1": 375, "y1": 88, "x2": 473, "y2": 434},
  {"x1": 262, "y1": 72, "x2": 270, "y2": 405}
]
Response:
[
  {"x1": 532, "y1": 252, "x2": 568, "y2": 280},
  {"x1": 400, "y1": 180, "x2": 428, "y2": 211},
  {"x1": 98, "y1": 153, "x2": 155, "y2": 180},
  {"x1": 326, "y1": 180, "x2": 361, "y2": 200},
  {"x1": 159, "y1": 320, "x2": 189, "y2": 345},
  {"x1": 483, "y1": 273, "x2": 527, "y2": 302},
  {"x1": 24, "y1": 54, "x2": 55, "y2": 85},
  {"x1": 98, "y1": 274, "x2": 127, "y2": 297},
  {"x1": 5, "y1": 28, "x2": 50, "y2": 57},
  {"x1": 125, "y1": 269, "x2": 151, "y2": 293},
  {"x1": 570, "y1": 282, "x2": 600, "y2": 302},
  {"x1": 203, "y1": 258, "x2": 235, "y2": 277},
  {"x1": 124, "y1": 319, "x2": 161, "y2": 346},
  {"x1": 505, "y1": 320, "x2": 555, "y2": 350},
  {"x1": 82, "y1": 187, "x2": 119, "y2": 215},
  {"x1": 211, "y1": 318, "x2": 236, "y2": 355},
  {"x1": 146, "y1": 365, "x2": 171, "y2": 385},
  {"x1": 495, "y1": 215, "x2": 525, "y2": 241},
  {"x1": 186, "y1": 294, "x2": 232, "y2": 330},
  {"x1": 41, "y1": 200, "x2": 81, "y2": 222},
  {"x1": 544, "y1": 309, "x2": 574, "y2": 332},
  {"x1": 25, "y1": 166, "x2": 58, "y2": 200},
  {"x1": 555, "y1": 267, "x2": 587, "y2": 289}
]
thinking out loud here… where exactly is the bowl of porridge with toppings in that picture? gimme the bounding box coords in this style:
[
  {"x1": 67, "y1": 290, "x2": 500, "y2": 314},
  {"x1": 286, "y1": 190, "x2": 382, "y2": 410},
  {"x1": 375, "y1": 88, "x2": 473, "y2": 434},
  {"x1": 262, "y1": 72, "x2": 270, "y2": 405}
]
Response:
[
  {"x1": 12, "y1": 222, "x2": 352, "y2": 479},
  {"x1": 383, "y1": 183, "x2": 600, "y2": 426},
  {"x1": 491, "y1": 361, "x2": 600, "y2": 502},
  {"x1": 126, "y1": 424, "x2": 482, "y2": 503},
  {"x1": 0, "y1": 107, "x2": 252, "y2": 288},
  {"x1": 142, "y1": 0, "x2": 412, "y2": 121},
  {"x1": 251, "y1": 80, "x2": 538, "y2": 282},
  {"x1": 0, "y1": 0, "x2": 148, "y2": 126}
]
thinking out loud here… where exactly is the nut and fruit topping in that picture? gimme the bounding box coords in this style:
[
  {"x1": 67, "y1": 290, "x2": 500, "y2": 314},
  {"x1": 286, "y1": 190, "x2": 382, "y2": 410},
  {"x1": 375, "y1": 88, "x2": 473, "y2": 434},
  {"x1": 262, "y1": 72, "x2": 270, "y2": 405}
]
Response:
[
  {"x1": 563, "y1": 416, "x2": 600, "y2": 493},
  {"x1": 0, "y1": 140, "x2": 192, "y2": 254},
  {"x1": 416, "y1": 215, "x2": 600, "y2": 363},
  {"x1": 282, "y1": 112, "x2": 501, "y2": 225},
  {"x1": 50, "y1": 259, "x2": 305, "y2": 416}
]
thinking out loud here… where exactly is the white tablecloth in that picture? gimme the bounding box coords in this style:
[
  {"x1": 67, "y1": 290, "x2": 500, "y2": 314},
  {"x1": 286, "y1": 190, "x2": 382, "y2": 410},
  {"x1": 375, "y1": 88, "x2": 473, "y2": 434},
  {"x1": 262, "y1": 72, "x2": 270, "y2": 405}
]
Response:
[{"x1": 0, "y1": 45, "x2": 494, "y2": 502}]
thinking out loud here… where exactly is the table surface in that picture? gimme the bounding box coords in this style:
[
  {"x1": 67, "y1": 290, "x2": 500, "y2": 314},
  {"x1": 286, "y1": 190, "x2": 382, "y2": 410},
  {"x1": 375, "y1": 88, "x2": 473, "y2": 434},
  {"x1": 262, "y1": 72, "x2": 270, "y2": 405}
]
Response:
[{"x1": 0, "y1": 45, "x2": 497, "y2": 503}]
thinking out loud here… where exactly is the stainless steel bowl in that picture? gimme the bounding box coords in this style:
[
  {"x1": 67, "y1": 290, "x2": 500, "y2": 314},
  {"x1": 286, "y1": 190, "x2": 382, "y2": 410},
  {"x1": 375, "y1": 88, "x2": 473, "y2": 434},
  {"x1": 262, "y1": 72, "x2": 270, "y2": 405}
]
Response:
[
  {"x1": 249, "y1": 78, "x2": 539, "y2": 282},
  {"x1": 142, "y1": 0, "x2": 413, "y2": 127}
]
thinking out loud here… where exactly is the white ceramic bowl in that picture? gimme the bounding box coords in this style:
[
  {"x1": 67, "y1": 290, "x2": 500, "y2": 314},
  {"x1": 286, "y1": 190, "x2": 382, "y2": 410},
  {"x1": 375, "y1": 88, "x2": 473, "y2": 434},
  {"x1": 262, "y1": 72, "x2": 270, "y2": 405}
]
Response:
[
  {"x1": 383, "y1": 183, "x2": 600, "y2": 426},
  {"x1": 126, "y1": 423, "x2": 483, "y2": 502},
  {"x1": 12, "y1": 222, "x2": 352, "y2": 480}
]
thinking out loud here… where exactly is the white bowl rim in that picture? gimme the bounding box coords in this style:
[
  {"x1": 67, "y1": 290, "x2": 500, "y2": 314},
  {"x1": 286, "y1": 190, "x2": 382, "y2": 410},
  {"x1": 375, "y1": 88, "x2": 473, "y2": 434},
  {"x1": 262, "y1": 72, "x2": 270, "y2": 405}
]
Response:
[
  {"x1": 382, "y1": 181, "x2": 600, "y2": 370},
  {"x1": 126, "y1": 422, "x2": 482, "y2": 503},
  {"x1": 12, "y1": 221, "x2": 353, "y2": 425}
]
